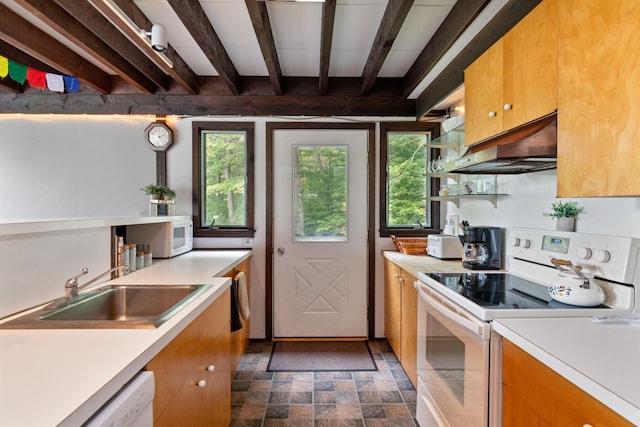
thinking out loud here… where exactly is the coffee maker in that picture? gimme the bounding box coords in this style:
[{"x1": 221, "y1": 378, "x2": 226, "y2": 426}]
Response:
[{"x1": 459, "y1": 226, "x2": 503, "y2": 270}]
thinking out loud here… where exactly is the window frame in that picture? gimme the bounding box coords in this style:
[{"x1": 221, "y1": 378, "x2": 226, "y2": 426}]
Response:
[
  {"x1": 379, "y1": 121, "x2": 441, "y2": 238},
  {"x1": 192, "y1": 121, "x2": 255, "y2": 238}
]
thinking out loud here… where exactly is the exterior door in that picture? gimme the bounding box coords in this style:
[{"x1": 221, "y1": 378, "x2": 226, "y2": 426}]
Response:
[{"x1": 273, "y1": 129, "x2": 369, "y2": 338}]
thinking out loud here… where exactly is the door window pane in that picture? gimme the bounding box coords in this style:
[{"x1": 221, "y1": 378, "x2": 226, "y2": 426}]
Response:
[{"x1": 293, "y1": 145, "x2": 347, "y2": 242}]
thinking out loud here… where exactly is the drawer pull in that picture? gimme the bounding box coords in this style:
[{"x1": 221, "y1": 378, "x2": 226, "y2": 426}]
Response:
[
  {"x1": 207, "y1": 365, "x2": 215, "y2": 372},
  {"x1": 503, "y1": 103, "x2": 512, "y2": 110},
  {"x1": 488, "y1": 111, "x2": 497, "y2": 117},
  {"x1": 197, "y1": 380, "x2": 207, "y2": 388}
]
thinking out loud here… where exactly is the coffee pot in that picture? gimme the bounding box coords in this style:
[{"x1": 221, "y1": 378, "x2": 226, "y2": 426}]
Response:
[{"x1": 458, "y1": 226, "x2": 503, "y2": 270}]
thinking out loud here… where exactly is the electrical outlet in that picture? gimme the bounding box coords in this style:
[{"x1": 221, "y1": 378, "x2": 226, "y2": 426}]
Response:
[{"x1": 241, "y1": 238, "x2": 254, "y2": 248}]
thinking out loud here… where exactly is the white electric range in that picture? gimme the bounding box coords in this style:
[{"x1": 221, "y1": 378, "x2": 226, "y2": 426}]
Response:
[{"x1": 414, "y1": 227, "x2": 640, "y2": 427}]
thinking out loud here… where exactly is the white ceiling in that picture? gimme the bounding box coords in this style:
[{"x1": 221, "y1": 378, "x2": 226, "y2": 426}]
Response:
[{"x1": 133, "y1": 0, "x2": 455, "y2": 78}]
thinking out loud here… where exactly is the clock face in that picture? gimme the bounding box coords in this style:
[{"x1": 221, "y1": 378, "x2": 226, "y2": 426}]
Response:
[{"x1": 145, "y1": 122, "x2": 173, "y2": 151}]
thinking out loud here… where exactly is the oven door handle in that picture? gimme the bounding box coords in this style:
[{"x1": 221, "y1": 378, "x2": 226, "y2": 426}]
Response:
[{"x1": 415, "y1": 281, "x2": 491, "y2": 340}]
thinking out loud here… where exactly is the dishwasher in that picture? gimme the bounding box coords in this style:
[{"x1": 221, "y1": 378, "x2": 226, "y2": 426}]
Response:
[{"x1": 84, "y1": 371, "x2": 155, "y2": 427}]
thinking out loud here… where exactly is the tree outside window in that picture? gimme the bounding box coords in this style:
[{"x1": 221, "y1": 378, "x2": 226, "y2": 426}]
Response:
[
  {"x1": 192, "y1": 122, "x2": 254, "y2": 237},
  {"x1": 380, "y1": 122, "x2": 441, "y2": 237}
]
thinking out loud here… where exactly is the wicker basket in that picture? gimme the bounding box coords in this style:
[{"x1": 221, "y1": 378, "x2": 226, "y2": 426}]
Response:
[{"x1": 391, "y1": 235, "x2": 428, "y2": 255}]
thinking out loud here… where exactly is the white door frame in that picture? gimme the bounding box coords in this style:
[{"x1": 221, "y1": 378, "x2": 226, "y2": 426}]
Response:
[{"x1": 266, "y1": 122, "x2": 376, "y2": 341}]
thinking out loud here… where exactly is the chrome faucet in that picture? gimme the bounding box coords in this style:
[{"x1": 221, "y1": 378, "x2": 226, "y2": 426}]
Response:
[{"x1": 64, "y1": 266, "x2": 127, "y2": 299}]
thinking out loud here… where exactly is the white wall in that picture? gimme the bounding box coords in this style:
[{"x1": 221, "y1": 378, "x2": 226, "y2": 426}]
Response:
[
  {"x1": 0, "y1": 117, "x2": 156, "y2": 220},
  {"x1": 447, "y1": 170, "x2": 640, "y2": 239}
]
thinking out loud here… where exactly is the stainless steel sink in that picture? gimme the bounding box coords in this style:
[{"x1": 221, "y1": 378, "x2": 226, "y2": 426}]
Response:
[{"x1": 0, "y1": 284, "x2": 211, "y2": 329}]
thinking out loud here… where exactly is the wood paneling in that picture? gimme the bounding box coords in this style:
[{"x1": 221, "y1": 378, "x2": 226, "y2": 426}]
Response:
[
  {"x1": 502, "y1": 339, "x2": 633, "y2": 427},
  {"x1": 557, "y1": 0, "x2": 640, "y2": 197}
]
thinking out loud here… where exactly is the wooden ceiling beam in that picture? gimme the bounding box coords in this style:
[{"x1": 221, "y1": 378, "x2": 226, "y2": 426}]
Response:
[
  {"x1": 0, "y1": 93, "x2": 415, "y2": 116},
  {"x1": 14, "y1": 0, "x2": 157, "y2": 94},
  {"x1": 319, "y1": 0, "x2": 336, "y2": 96},
  {"x1": 360, "y1": 0, "x2": 414, "y2": 96},
  {"x1": 416, "y1": 0, "x2": 541, "y2": 118},
  {"x1": 402, "y1": 0, "x2": 490, "y2": 98},
  {"x1": 57, "y1": 0, "x2": 170, "y2": 92},
  {"x1": 96, "y1": 0, "x2": 200, "y2": 95},
  {"x1": 0, "y1": 3, "x2": 112, "y2": 93},
  {"x1": 167, "y1": 0, "x2": 240, "y2": 95},
  {"x1": 245, "y1": 0, "x2": 283, "y2": 96},
  {"x1": 0, "y1": 39, "x2": 59, "y2": 74}
]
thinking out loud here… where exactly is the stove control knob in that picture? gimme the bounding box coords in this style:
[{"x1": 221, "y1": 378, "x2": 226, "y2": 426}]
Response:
[
  {"x1": 594, "y1": 249, "x2": 611, "y2": 263},
  {"x1": 511, "y1": 237, "x2": 521, "y2": 247},
  {"x1": 577, "y1": 247, "x2": 592, "y2": 260},
  {"x1": 522, "y1": 239, "x2": 532, "y2": 249}
]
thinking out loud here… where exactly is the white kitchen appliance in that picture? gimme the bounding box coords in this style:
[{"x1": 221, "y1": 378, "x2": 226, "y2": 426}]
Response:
[
  {"x1": 415, "y1": 227, "x2": 640, "y2": 427},
  {"x1": 84, "y1": 371, "x2": 155, "y2": 427},
  {"x1": 126, "y1": 219, "x2": 193, "y2": 258},
  {"x1": 427, "y1": 234, "x2": 462, "y2": 260}
]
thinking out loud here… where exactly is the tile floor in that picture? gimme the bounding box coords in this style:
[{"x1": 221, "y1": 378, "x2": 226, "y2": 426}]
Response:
[{"x1": 230, "y1": 340, "x2": 417, "y2": 427}]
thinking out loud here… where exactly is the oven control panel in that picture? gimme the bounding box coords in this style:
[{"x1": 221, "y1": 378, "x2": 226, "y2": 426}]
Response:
[{"x1": 508, "y1": 227, "x2": 640, "y2": 284}]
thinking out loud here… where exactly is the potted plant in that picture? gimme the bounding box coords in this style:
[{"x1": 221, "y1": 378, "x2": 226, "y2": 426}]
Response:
[
  {"x1": 141, "y1": 184, "x2": 176, "y2": 201},
  {"x1": 543, "y1": 200, "x2": 584, "y2": 231},
  {"x1": 141, "y1": 184, "x2": 162, "y2": 200}
]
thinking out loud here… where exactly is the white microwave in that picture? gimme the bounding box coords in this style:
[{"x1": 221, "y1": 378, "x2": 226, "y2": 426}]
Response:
[{"x1": 126, "y1": 220, "x2": 193, "y2": 258}]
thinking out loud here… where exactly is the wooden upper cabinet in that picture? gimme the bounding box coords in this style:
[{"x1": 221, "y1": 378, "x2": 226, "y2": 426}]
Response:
[
  {"x1": 465, "y1": 0, "x2": 557, "y2": 146},
  {"x1": 465, "y1": 39, "x2": 504, "y2": 146},
  {"x1": 557, "y1": 0, "x2": 640, "y2": 197},
  {"x1": 503, "y1": 0, "x2": 557, "y2": 131}
]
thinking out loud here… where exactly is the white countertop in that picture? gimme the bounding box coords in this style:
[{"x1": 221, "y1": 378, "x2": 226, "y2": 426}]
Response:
[
  {"x1": 0, "y1": 249, "x2": 251, "y2": 427},
  {"x1": 494, "y1": 317, "x2": 640, "y2": 425},
  {"x1": 382, "y1": 251, "x2": 471, "y2": 277}
]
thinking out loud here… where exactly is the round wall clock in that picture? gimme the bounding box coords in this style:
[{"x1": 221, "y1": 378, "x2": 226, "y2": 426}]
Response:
[{"x1": 145, "y1": 122, "x2": 173, "y2": 151}]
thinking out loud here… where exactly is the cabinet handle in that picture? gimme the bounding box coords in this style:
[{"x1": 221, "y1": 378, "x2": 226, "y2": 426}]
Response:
[
  {"x1": 503, "y1": 103, "x2": 512, "y2": 110},
  {"x1": 488, "y1": 111, "x2": 497, "y2": 117},
  {"x1": 393, "y1": 273, "x2": 400, "y2": 278},
  {"x1": 399, "y1": 278, "x2": 405, "y2": 283},
  {"x1": 207, "y1": 365, "x2": 215, "y2": 372},
  {"x1": 197, "y1": 380, "x2": 207, "y2": 388},
  {"x1": 582, "y1": 425, "x2": 594, "y2": 427}
]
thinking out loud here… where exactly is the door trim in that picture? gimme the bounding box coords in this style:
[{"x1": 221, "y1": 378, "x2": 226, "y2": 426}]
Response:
[{"x1": 266, "y1": 122, "x2": 376, "y2": 341}]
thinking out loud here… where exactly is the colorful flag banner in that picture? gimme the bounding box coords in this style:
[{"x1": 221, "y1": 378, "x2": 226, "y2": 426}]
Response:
[
  {"x1": 0, "y1": 56, "x2": 8, "y2": 78},
  {"x1": 46, "y1": 73, "x2": 64, "y2": 92},
  {"x1": 27, "y1": 68, "x2": 47, "y2": 89},
  {"x1": 63, "y1": 75, "x2": 80, "y2": 92},
  {"x1": 8, "y1": 61, "x2": 27, "y2": 84}
]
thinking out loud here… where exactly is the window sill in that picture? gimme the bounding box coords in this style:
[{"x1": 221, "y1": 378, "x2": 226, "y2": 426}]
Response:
[{"x1": 195, "y1": 229, "x2": 256, "y2": 238}]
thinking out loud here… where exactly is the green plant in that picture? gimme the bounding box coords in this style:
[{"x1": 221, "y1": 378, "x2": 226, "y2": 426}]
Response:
[
  {"x1": 543, "y1": 200, "x2": 584, "y2": 219},
  {"x1": 141, "y1": 184, "x2": 176, "y2": 199},
  {"x1": 141, "y1": 184, "x2": 161, "y2": 195}
]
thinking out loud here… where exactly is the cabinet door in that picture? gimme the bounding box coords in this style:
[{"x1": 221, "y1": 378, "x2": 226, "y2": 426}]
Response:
[
  {"x1": 383, "y1": 258, "x2": 402, "y2": 358},
  {"x1": 464, "y1": 39, "x2": 504, "y2": 146},
  {"x1": 226, "y1": 257, "x2": 251, "y2": 377},
  {"x1": 503, "y1": 0, "x2": 557, "y2": 131},
  {"x1": 558, "y1": 0, "x2": 640, "y2": 197},
  {"x1": 400, "y1": 271, "x2": 417, "y2": 388},
  {"x1": 148, "y1": 289, "x2": 231, "y2": 427}
]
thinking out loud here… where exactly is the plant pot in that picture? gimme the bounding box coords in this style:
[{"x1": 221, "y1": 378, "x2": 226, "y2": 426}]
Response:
[
  {"x1": 556, "y1": 217, "x2": 575, "y2": 232},
  {"x1": 149, "y1": 194, "x2": 161, "y2": 201}
]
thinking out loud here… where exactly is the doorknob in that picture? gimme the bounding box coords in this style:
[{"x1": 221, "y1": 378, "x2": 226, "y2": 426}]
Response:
[{"x1": 277, "y1": 247, "x2": 285, "y2": 255}]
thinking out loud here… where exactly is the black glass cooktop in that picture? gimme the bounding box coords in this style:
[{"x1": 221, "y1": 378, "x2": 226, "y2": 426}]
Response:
[{"x1": 425, "y1": 272, "x2": 607, "y2": 310}]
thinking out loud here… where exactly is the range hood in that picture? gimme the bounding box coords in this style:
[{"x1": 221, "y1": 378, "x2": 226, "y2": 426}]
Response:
[{"x1": 444, "y1": 112, "x2": 557, "y2": 174}]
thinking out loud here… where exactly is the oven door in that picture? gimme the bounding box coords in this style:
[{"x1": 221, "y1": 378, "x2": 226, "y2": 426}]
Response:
[{"x1": 415, "y1": 281, "x2": 491, "y2": 427}]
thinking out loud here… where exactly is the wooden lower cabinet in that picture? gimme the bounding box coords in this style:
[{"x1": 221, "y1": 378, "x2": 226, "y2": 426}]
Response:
[
  {"x1": 383, "y1": 258, "x2": 418, "y2": 387},
  {"x1": 223, "y1": 257, "x2": 251, "y2": 377},
  {"x1": 147, "y1": 289, "x2": 231, "y2": 427},
  {"x1": 502, "y1": 338, "x2": 632, "y2": 427}
]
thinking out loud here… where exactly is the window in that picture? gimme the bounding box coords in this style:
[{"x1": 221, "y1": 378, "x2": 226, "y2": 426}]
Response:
[
  {"x1": 192, "y1": 122, "x2": 254, "y2": 237},
  {"x1": 379, "y1": 122, "x2": 441, "y2": 237}
]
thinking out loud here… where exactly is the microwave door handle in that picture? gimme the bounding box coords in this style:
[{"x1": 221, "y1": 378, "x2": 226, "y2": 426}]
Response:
[{"x1": 415, "y1": 282, "x2": 490, "y2": 340}]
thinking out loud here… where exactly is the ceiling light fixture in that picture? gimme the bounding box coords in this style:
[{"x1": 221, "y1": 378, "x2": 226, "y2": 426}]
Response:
[{"x1": 99, "y1": 0, "x2": 173, "y2": 68}]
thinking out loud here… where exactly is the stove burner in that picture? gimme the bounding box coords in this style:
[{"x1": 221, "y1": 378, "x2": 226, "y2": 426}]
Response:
[{"x1": 425, "y1": 272, "x2": 608, "y2": 310}]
